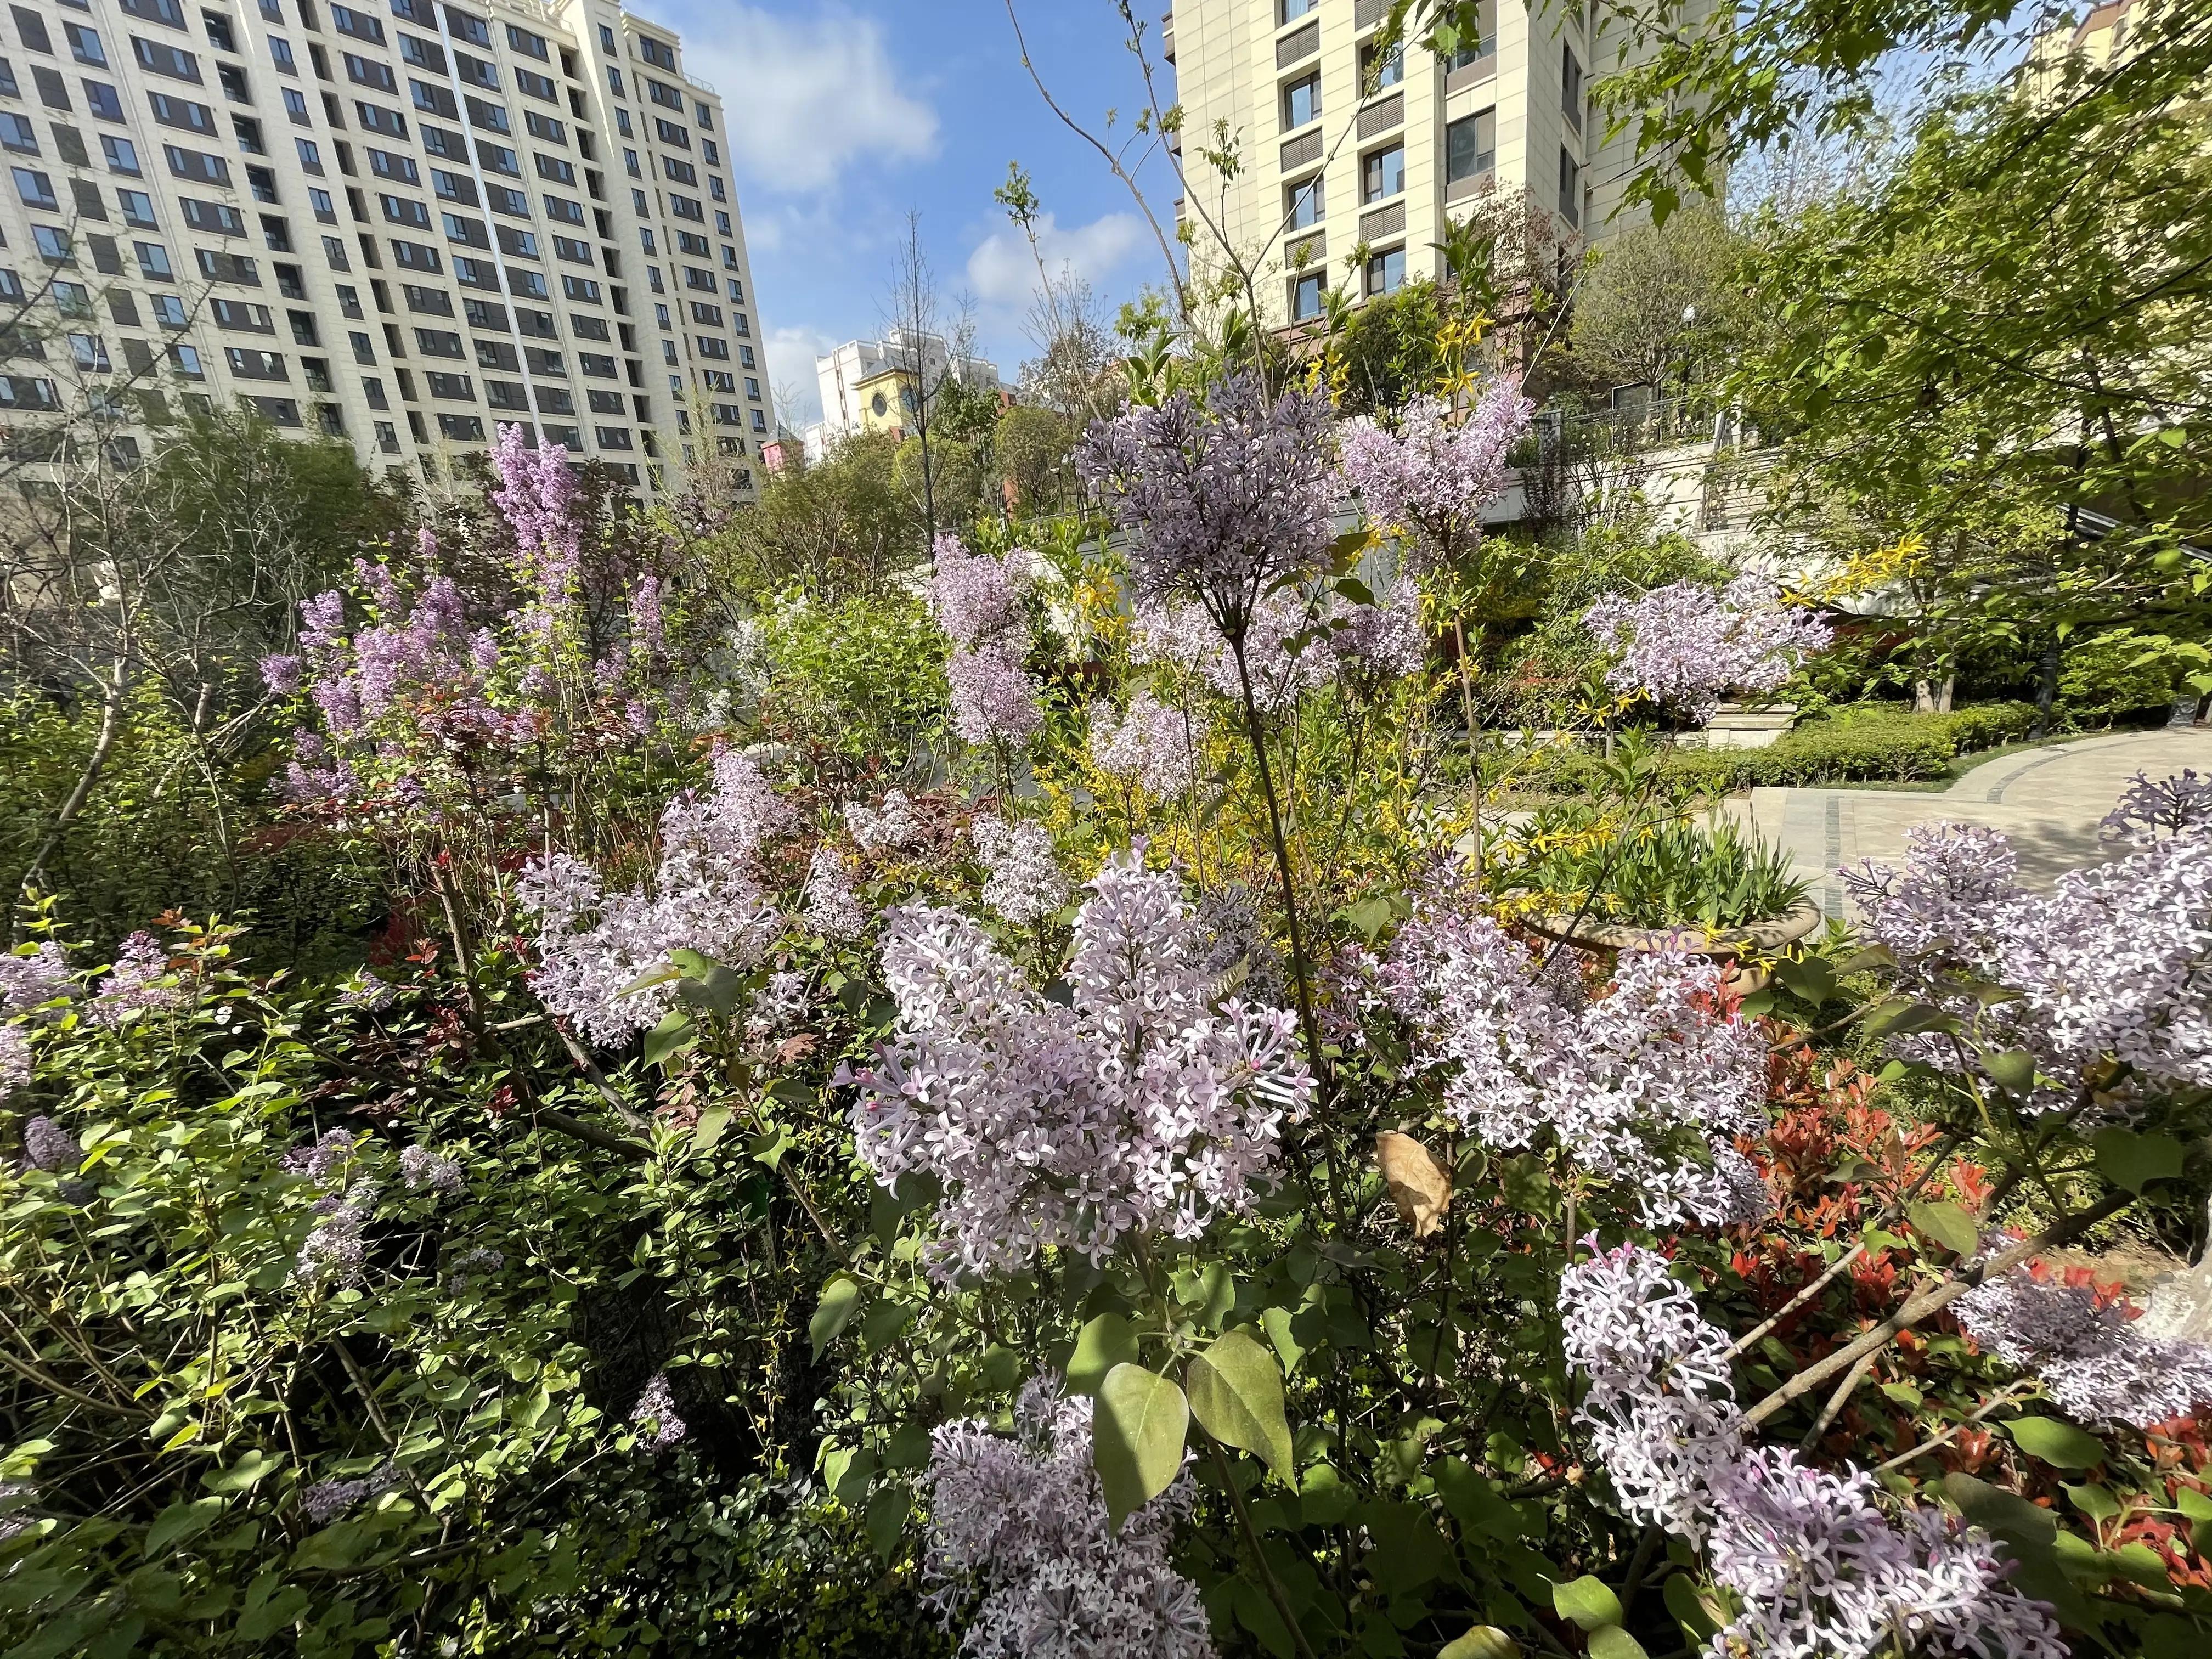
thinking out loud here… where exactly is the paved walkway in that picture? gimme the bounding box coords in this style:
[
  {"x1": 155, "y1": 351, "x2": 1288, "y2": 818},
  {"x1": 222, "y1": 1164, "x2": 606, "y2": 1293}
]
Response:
[{"x1": 1723, "y1": 727, "x2": 2212, "y2": 919}]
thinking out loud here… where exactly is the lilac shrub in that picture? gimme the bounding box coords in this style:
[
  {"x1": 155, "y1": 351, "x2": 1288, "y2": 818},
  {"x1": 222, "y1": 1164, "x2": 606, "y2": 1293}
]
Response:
[
  {"x1": 970, "y1": 816, "x2": 1071, "y2": 927},
  {"x1": 1584, "y1": 574, "x2": 1833, "y2": 721},
  {"x1": 1087, "y1": 691, "x2": 1199, "y2": 800},
  {"x1": 1338, "y1": 380, "x2": 1534, "y2": 571},
  {"x1": 921, "y1": 1376, "x2": 1212, "y2": 1659},
  {"x1": 1562, "y1": 1243, "x2": 2067, "y2": 1659},
  {"x1": 1380, "y1": 878, "x2": 1772, "y2": 1228},
  {"x1": 1845, "y1": 811, "x2": 2212, "y2": 1109},
  {"x1": 2101, "y1": 768, "x2": 2212, "y2": 845},
  {"x1": 840, "y1": 854, "x2": 1314, "y2": 1278},
  {"x1": 1955, "y1": 1267, "x2": 2212, "y2": 1429},
  {"x1": 934, "y1": 535, "x2": 1045, "y2": 748}
]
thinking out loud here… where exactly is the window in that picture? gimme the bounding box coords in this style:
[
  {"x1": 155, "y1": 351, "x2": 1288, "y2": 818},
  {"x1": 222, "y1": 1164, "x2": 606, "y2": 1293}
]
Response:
[
  {"x1": 345, "y1": 53, "x2": 394, "y2": 92},
  {"x1": 445, "y1": 8, "x2": 489, "y2": 48},
  {"x1": 1281, "y1": 72, "x2": 1318, "y2": 131},
  {"x1": 465, "y1": 97, "x2": 509, "y2": 134},
  {"x1": 283, "y1": 87, "x2": 308, "y2": 122},
  {"x1": 505, "y1": 23, "x2": 547, "y2": 59},
  {"x1": 645, "y1": 78, "x2": 681, "y2": 111},
  {"x1": 53, "y1": 280, "x2": 93, "y2": 317},
  {"x1": 356, "y1": 102, "x2": 408, "y2": 138},
  {"x1": 654, "y1": 116, "x2": 689, "y2": 149},
  {"x1": 624, "y1": 146, "x2": 641, "y2": 178},
  {"x1": 1290, "y1": 270, "x2": 1324, "y2": 321},
  {"x1": 209, "y1": 297, "x2": 270, "y2": 329},
  {"x1": 486, "y1": 183, "x2": 527, "y2": 216},
  {"x1": 380, "y1": 193, "x2": 430, "y2": 227},
  {"x1": 1365, "y1": 245, "x2": 1407, "y2": 296},
  {"x1": 427, "y1": 164, "x2": 470, "y2": 199},
  {"x1": 203, "y1": 13, "x2": 235, "y2": 53},
  {"x1": 476, "y1": 140, "x2": 518, "y2": 174},
  {"x1": 296, "y1": 136, "x2": 323, "y2": 172},
  {"x1": 133, "y1": 36, "x2": 202, "y2": 81},
  {"x1": 397, "y1": 32, "x2": 443, "y2": 72},
  {"x1": 606, "y1": 66, "x2": 623, "y2": 97},
  {"x1": 662, "y1": 156, "x2": 696, "y2": 186},
  {"x1": 119, "y1": 189, "x2": 156, "y2": 226},
  {"x1": 599, "y1": 23, "x2": 616, "y2": 49},
  {"x1": 638, "y1": 35, "x2": 676, "y2": 70},
  {"x1": 413, "y1": 326, "x2": 461, "y2": 356},
  {"x1": 32, "y1": 225, "x2": 72, "y2": 262},
  {"x1": 182, "y1": 196, "x2": 245, "y2": 233},
  {"x1": 1279, "y1": 0, "x2": 1316, "y2": 19},
  {"x1": 1285, "y1": 174, "x2": 1322, "y2": 230},
  {"x1": 516, "y1": 67, "x2": 554, "y2": 101},
  {"x1": 543, "y1": 194, "x2": 583, "y2": 225},
  {"x1": 246, "y1": 164, "x2": 276, "y2": 202},
  {"x1": 524, "y1": 110, "x2": 565, "y2": 144},
  {"x1": 496, "y1": 224, "x2": 537, "y2": 258},
  {"x1": 1361, "y1": 41, "x2": 1403, "y2": 92},
  {"x1": 409, "y1": 78, "x2": 455, "y2": 117},
  {"x1": 391, "y1": 239, "x2": 440, "y2": 272},
  {"x1": 696, "y1": 101, "x2": 712, "y2": 131},
  {"x1": 562, "y1": 273, "x2": 600, "y2": 303},
  {"x1": 309, "y1": 185, "x2": 334, "y2": 221},
  {"x1": 425, "y1": 370, "x2": 472, "y2": 399},
  {"x1": 105, "y1": 134, "x2": 142, "y2": 173},
  {"x1": 10, "y1": 6, "x2": 51, "y2": 53},
  {"x1": 509, "y1": 268, "x2": 548, "y2": 299},
  {"x1": 668, "y1": 193, "x2": 702, "y2": 222},
  {"x1": 436, "y1": 411, "x2": 482, "y2": 440},
  {"x1": 402, "y1": 283, "x2": 449, "y2": 314},
  {"x1": 328, "y1": 4, "x2": 382, "y2": 43},
  {"x1": 535, "y1": 153, "x2": 575, "y2": 185},
  {"x1": 269, "y1": 36, "x2": 294, "y2": 72},
  {"x1": 150, "y1": 292, "x2": 188, "y2": 326},
  {"x1": 1445, "y1": 109, "x2": 1496, "y2": 187},
  {"x1": 65, "y1": 23, "x2": 107, "y2": 66},
  {"x1": 0, "y1": 115, "x2": 31, "y2": 154},
  {"x1": 137, "y1": 240, "x2": 174, "y2": 277},
  {"x1": 171, "y1": 342, "x2": 205, "y2": 377},
  {"x1": 454, "y1": 52, "x2": 496, "y2": 90},
  {"x1": 439, "y1": 211, "x2": 486, "y2": 246},
  {"x1": 85, "y1": 80, "x2": 126, "y2": 120},
  {"x1": 149, "y1": 91, "x2": 216, "y2": 131},
  {"x1": 1559, "y1": 146, "x2": 1581, "y2": 227},
  {"x1": 687, "y1": 300, "x2": 721, "y2": 326},
  {"x1": 1562, "y1": 44, "x2": 1583, "y2": 133},
  {"x1": 1362, "y1": 143, "x2": 1404, "y2": 204},
  {"x1": 552, "y1": 234, "x2": 588, "y2": 263},
  {"x1": 12, "y1": 167, "x2": 58, "y2": 210}
]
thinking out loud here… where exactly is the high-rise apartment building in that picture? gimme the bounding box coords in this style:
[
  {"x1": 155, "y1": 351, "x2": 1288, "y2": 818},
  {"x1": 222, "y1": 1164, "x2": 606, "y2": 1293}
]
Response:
[
  {"x1": 0, "y1": 0, "x2": 771, "y2": 498},
  {"x1": 1164, "y1": 0, "x2": 1676, "y2": 327}
]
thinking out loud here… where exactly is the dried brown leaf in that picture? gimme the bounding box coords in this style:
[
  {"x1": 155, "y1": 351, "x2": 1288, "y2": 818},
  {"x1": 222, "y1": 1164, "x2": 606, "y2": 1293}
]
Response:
[{"x1": 1376, "y1": 1130, "x2": 1452, "y2": 1239}]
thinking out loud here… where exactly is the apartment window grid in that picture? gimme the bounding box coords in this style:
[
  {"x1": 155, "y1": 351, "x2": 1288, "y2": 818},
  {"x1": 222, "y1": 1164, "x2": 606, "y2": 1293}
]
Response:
[{"x1": 0, "y1": 0, "x2": 766, "y2": 495}]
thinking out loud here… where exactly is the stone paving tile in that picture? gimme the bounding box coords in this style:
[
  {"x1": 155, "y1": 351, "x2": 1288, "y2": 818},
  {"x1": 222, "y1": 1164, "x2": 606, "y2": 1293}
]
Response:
[{"x1": 1720, "y1": 727, "x2": 2212, "y2": 918}]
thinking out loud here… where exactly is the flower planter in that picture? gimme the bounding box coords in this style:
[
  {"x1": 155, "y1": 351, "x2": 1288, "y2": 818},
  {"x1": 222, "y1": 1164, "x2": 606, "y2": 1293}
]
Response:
[
  {"x1": 1702, "y1": 702, "x2": 1798, "y2": 751},
  {"x1": 1526, "y1": 897, "x2": 1825, "y2": 994}
]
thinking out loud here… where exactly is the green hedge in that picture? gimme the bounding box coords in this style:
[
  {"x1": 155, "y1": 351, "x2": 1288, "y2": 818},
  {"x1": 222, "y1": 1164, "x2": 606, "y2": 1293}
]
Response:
[{"x1": 1497, "y1": 701, "x2": 2042, "y2": 795}]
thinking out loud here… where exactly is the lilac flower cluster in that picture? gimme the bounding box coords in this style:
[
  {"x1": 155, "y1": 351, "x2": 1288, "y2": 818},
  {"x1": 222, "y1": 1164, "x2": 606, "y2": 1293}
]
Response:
[
  {"x1": 301, "y1": 1462, "x2": 401, "y2": 1527},
  {"x1": 1381, "y1": 884, "x2": 1771, "y2": 1228},
  {"x1": 295, "y1": 1182, "x2": 379, "y2": 1286},
  {"x1": 842, "y1": 854, "x2": 1314, "y2": 1278},
  {"x1": 1584, "y1": 574, "x2": 1833, "y2": 721},
  {"x1": 971, "y1": 817, "x2": 1071, "y2": 927},
  {"x1": 1955, "y1": 1267, "x2": 2212, "y2": 1428},
  {"x1": 1077, "y1": 375, "x2": 1337, "y2": 632},
  {"x1": 93, "y1": 933, "x2": 184, "y2": 1028},
  {"x1": 336, "y1": 973, "x2": 396, "y2": 1012},
  {"x1": 518, "y1": 751, "x2": 791, "y2": 1047},
  {"x1": 846, "y1": 789, "x2": 926, "y2": 854},
  {"x1": 284, "y1": 1128, "x2": 359, "y2": 1184},
  {"x1": 1087, "y1": 692, "x2": 1198, "y2": 800},
  {"x1": 1131, "y1": 591, "x2": 1333, "y2": 714},
  {"x1": 1845, "y1": 815, "x2": 2212, "y2": 1111},
  {"x1": 1327, "y1": 570, "x2": 1428, "y2": 680},
  {"x1": 1, "y1": 943, "x2": 70, "y2": 1098},
  {"x1": 445, "y1": 1244, "x2": 503, "y2": 1290},
  {"x1": 2101, "y1": 769, "x2": 2212, "y2": 846},
  {"x1": 1196, "y1": 882, "x2": 1286, "y2": 1008},
  {"x1": 399, "y1": 1144, "x2": 464, "y2": 1200},
  {"x1": 1561, "y1": 1243, "x2": 2066, "y2": 1659},
  {"x1": 631, "y1": 1371, "x2": 688, "y2": 1451},
  {"x1": 804, "y1": 845, "x2": 867, "y2": 940},
  {"x1": 935, "y1": 535, "x2": 1045, "y2": 748},
  {"x1": 1337, "y1": 381, "x2": 1534, "y2": 570},
  {"x1": 922, "y1": 1376, "x2": 1212, "y2": 1659},
  {"x1": 20, "y1": 1116, "x2": 81, "y2": 1174},
  {"x1": 491, "y1": 424, "x2": 583, "y2": 618}
]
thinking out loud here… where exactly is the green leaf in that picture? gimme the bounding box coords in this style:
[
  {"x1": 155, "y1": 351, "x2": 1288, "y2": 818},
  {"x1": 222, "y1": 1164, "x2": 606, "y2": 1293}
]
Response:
[
  {"x1": 1092, "y1": 1363, "x2": 1189, "y2": 1532},
  {"x1": 1587, "y1": 1631, "x2": 1648, "y2": 1659},
  {"x1": 144, "y1": 1497, "x2": 224, "y2": 1558},
  {"x1": 1551, "y1": 1575, "x2": 1623, "y2": 1631},
  {"x1": 810, "y1": 1276, "x2": 864, "y2": 1361},
  {"x1": 234, "y1": 1587, "x2": 311, "y2": 1646},
  {"x1": 1438, "y1": 1628, "x2": 1522, "y2": 1659},
  {"x1": 644, "y1": 1011, "x2": 696, "y2": 1068},
  {"x1": 1260, "y1": 1305, "x2": 1306, "y2": 1375},
  {"x1": 202, "y1": 1451, "x2": 282, "y2": 1494},
  {"x1": 2093, "y1": 1127, "x2": 2185, "y2": 1194},
  {"x1": 1980, "y1": 1048, "x2": 2038, "y2": 1097},
  {"x1": 1299, "y1": 1463, "x2": 1353, "y2": 1526},
  {"x1": 1186, "y1": 1329, "x2": 1294, "y2": 1484},
  {"x1": 865, "y1": 1481, "x2": 910, "y2": 1561},
  {"x1": 1066, "y1": 1313, "x2": 1139, "y2": 1397},
  {"x1": 2005, "y1": 1417, "x2": 2108, "y2": 1470},
  {"x1": 1663, "y1": 1573, "x2": 1719, "y2": 1641},
  {"x1": 1905, "y1": 1200, "x2": 1981, "y2": 1257},
  {"x1": 748, "y1": 1122, "x2": 794, "y2": 1169},
  {"x1": 1342, "y1": 896, "x2": 1396, "y2": 943},
  {"x1": 2175, "y1": 1487, "x2": 2212, "y2": 1525},
  {"x1": 1434, "y1": 1459, "x2": 1525, "y2": 1539},
  {"x1": 692, "y1": 1102, "x2": 733, "y2": 1153}
]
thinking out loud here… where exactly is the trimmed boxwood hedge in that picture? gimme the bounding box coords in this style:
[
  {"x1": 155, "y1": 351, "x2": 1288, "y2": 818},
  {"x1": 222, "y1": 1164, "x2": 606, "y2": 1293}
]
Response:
[{"x1": 1497, "y1": 701, "x2": 2042, "y2": 795}]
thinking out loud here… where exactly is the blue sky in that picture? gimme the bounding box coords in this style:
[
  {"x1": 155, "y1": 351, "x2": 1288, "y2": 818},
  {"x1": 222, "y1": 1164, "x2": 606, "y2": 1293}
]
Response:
[{"x1": 646, "y1": 1, "x2": 1186, "y2": 428}]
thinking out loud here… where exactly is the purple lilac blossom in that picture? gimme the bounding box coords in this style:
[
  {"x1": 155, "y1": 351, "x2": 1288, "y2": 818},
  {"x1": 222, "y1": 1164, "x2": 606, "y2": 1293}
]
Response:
[
  {"x1": 1844, "y1": 817, "x2": 2212, "y2": 1112},
  {"x1": 283, "y1": 1128, "x2": 359, "y2": 1185},
  {"x1": 922, "y1": 1375, "x2": 1214, "y2": 1659},
  {"x1": 1337, "y1": 380, "x2": 1534, "y2": 571},
  {"x1": 1955, "y1": 1268, "x2": 2212, "y2": 1429},
  {"x1": 932, "y1": 533, "x2": 1034, "y2": 650},
  {"x1": 518, "y1": 751, "x2": 791, "y2": 1047},
  {"x1": 971, "y1": 817, "x2": 1071, "y2": 927},
  {"x1": 93, "y1": 934, "x2": 183, "y2": 1027},
  {"x1": 805, "y1": 845, "x2": 867, "y2": 940},
  {"x1": 744, "y1": 970, "x2": 810, "y2": 1042},
  {"x1": 1380, "y1": 877, "x2": 1771, "y2": 1229},
  {"x1": 1088, "y1": 692, "x2": 1199, "y2": 800},
  {"x1": 1584, "y1": 574, "x2": 1833, "y2": 722},
  {"x1": 295, "y1": 1182, "x2": 379, "y2": 1285},
  {"x1": 0, "y1": 1026, "x2": 30, "y2": 1099},
  {"x1": 2101, "y1": 769, "x2": 2212, "y2": 846},
  {"x1": 0, "y1": 943, "x2": 69, "y2": 1013},
  {"x1": 1076, "y1": 374, "x2": 1337, "y2": 634},
  {"x1": 631, "y1": 1371, "x2": 688, "y2": 1451},
  {"x1": 491, "y1": 424, "x2": 583, "y2": 614},
  {"x1": 1561, "y1": 1243, "x2": 2066, "y2": 1659},
  {"x1": 947, "y1": 641, "x2": 1045, "y2": 747},
  {"x1": 259, "y1": 653, "x2": 304, "y2": 695},
  {"x1": 840, "y1": 853, "x2": 1314, "y2": 1279},
  {"x1": 847, "y1": 789, "x2": 926, "y2": 854},
  {"x1": 1328, "y1": 569, "x2": 1428, "y2": 679},
  {"x1": 445, "y1": 1244, "x2": 503, "y2": 1290},
  {"x1": 301, "y1": 1462, "x2": 401, "y2": 1527},
  {"x1": 1131, "y1": 590, "x2": 1334, "y2": 714},
  {"x1": 399, "y1": 1144, "x2": 464, "y2": 1200},
  {"x1": 20, "y1": 1116, "x2": 80, "y2": 1173}
]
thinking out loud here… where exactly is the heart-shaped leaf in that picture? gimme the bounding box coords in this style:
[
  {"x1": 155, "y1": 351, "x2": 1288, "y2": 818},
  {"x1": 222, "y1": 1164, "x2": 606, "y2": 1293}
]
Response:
[
  {"x1": 1065, "y1": 1313, "x2": 1139, "y2": 1396},
  {"x1": 2093, "y1": 1128, "x2": 2185, "y2": 1195},
  {"x1": 1187, "y1": 1329, "x2": 1293, "y2": 1484},
  {"x1": 1439, "y1": 1628, "x2": 1521, "y2": 1659},
  {"x1": 2006, "y1": 1416, "x2": 2108, "y2": 1470},
  {"x1": 1093, "y1": 1363, "x2": 1188, "y2": 1532},
  {"x1": 1906, "y1": 1200, "x2": 1981, "y2": 1257},
  {"x1": 1588, "y1": 1629, "x2": 1649, "y2": 1659},
  {"x1": 1981, "y1": 1048, "x2": 2039, "y2": 1097},
  {"x1": 1551, "y1": 1575, "x2": 1623, "y2": 1631}
]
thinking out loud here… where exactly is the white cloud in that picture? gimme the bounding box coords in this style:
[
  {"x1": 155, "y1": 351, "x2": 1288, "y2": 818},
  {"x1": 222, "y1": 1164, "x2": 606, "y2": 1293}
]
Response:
[
  {"x1": 682, "y1": 8, "x2": 938, "y2": 194},
  {"x1": 964, "y1": 211, "x2": 1151, "y2": 309},
  {"x1": 763, "y1": 324, "x2": 840, "y2": 428}
]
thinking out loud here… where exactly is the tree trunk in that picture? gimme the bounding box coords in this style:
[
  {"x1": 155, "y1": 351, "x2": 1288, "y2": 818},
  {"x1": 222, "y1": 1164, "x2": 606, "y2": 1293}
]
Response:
[
  {"x1": 15, "y1": 662, "x2": 129, "y2": 929},
  {"x1": 2032, "y1": 642, "x2": 2061, "y2": 740}
]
